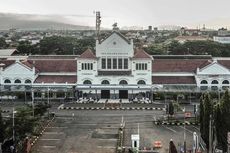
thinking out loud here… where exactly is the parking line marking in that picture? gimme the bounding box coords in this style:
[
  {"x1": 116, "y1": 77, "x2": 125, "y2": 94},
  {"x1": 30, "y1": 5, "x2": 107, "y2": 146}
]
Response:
[
  {"x1": 42, "y1": 145, "x2": 57, "y2": 148},
  {"x1": 192, "y1": 126, "x2": 199, "y2": 131},
  {"x1": 97, "y1": 146, "x2": 116, "y2": 149},
  {"x1": 97, "y1": 138, "x2": 117, "y2": 141},
  {"x1": 44, "y1": 132, "x2": 64, "y2": 134},
  {"x1": 47, "y1": 127, "x2": 67, "y2": 129},
  {"x1": 40, "y1": 139, "x2": 61, "y2": 141},
  {"x1": 179, "y1": 126, "x2": 193, "y2": 134},
  {"x1": 162, "y1": 125, "x2": 177, "y2": 133}
]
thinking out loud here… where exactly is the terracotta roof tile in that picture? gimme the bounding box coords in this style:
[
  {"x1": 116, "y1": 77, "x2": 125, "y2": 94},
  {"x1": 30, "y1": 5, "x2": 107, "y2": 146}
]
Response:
[
  {"x1": 34, "y1": 75, "x2": 77, "y2": 83},
  {"x1": 28, "y1": 60, "x2": 77, "y2": 72},
  {"x1": 133, "y1": 49, "x2": 152, "y2": 59},
  {"x1": 0, "y1": 60, "x2": 15, "y2": 69},
  {"x1": 152, "y1": 59, "x2": 210, "y2": 72},
  {"x1": 79, "y1": 49, "x2": 96, "y2": 59},
  {"x1": 152, "y1": 76, "x2": 196, "y2": 84},
  {"x1": 217, "y1": 60, "x2": 230, "y2": 69}
]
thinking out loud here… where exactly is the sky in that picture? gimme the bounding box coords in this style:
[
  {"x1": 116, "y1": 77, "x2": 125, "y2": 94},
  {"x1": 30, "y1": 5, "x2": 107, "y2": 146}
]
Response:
[{"x1": 0, "y1": 0, "x2": 230, "y2": 29}]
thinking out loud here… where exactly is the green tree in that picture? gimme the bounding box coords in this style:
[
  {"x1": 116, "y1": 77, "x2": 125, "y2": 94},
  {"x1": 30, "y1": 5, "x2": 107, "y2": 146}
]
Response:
[
  {"x1": 39, "y1": 36, "x2": 95, "y2": 55},
  {"x1": 214, "y1": 103, "x2": 225, "y2": 150},
  {"x1": 199, "y1": 94, "x2": 204, "y2": 140},
  {"x1": 17, "y1": 41, "x2": 36, "y2": 55},
  {"x1": 145, "y1": 44, "x2": 167, "y2": 55},
  {"x1": 0, "y1": 37, "x2": 7, "y2": 49},
  {"x1": 0, "y1": 108, "x2": 5, "y2": 142},
  {"x1": 216, "y1": 90, "x2": 230, "y2": 152},
  {"x1": 202, "y1": 93, "x2": 213, "y2": 149}
]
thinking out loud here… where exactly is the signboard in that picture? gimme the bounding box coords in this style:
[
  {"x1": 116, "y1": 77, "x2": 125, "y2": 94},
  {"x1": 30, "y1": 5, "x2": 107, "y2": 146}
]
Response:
[
  {"x1": 185, "y1": 112, "x2": 192, "y2": 118},
  {"x1": 228, "y1": 132, "x2": 230, "y2": 144}
]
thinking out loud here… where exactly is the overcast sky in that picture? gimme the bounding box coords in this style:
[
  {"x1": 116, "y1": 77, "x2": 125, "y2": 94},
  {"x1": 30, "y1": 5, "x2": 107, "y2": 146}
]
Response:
[{"x1": 0, "y1": 0, "x2": 230, "y2": 29}]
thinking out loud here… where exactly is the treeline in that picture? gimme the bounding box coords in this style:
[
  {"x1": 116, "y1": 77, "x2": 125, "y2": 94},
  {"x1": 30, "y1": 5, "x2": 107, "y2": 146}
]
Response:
[
  {"x1": 200, "y1": 91, "x2": 230, "y2": 152},
  {"x1": 1, "y1": 35, "x2": 230, "y2": 57},
  {"x1": 0, "y1": 36, "x2": 95, "y2": 55},
  {"x1": 146, "y1": 40, "x2": 230, "y2": 57}
]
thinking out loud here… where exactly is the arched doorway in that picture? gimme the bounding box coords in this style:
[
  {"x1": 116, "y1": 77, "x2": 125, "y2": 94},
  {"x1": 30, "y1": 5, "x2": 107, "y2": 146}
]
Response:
[
  {"x1": 101, "y1": 80, "x2": 110, "y2": 99},
  {"x1": 119, "y1": 80, "x2": 128, "y2": 99}
]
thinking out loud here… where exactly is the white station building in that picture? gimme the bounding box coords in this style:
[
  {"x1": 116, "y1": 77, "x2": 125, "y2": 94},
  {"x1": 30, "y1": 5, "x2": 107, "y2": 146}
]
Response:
[{"x1": 0, "y1": 29, "x2": 230, "y2": 101}]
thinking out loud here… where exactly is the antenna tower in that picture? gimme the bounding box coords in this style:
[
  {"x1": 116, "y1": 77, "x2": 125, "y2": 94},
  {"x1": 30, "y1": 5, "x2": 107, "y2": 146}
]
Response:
[{"x1": 95, "y1": 11, "x2": 101, "y2": 40}]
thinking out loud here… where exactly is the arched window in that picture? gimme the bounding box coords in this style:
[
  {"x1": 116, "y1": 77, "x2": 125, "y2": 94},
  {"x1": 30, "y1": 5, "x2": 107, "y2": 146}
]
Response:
[
  {"x1": 200, "y1": 80, "x2": 208, "y2": 84},
  {"x1": 137, "y1": 80, "x2": 146, "y2": 85},
  {"x1": 4, "y1": 79, "x2": 11, "y2": 84},
  {"x1": 119, "y1": 80, "x2": 128, "y2": 85},
  {"x1": 222, "y1": 80, "x2": 229, "y2": 84},
  {"x1": 83, "y1": 80, "x2": 92, "y2": 85},
  {"x1": 25, "y1": 79, "x2": 32, "y2": 84},
  {"x1": 101, "y1": 80, "x2": 110, "y2": 84},
  {"x1": 211, "y1": 80, "x2": 218, "y2": 84},
  {"x1": 14, "y1": 79, "x2": 21, "y2": 83}
]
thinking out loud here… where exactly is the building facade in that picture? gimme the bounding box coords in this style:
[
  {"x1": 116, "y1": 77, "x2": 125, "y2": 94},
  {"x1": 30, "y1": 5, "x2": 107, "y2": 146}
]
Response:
[{"x1": 1, "y1": 30, "x2": 230, "y2": 102}]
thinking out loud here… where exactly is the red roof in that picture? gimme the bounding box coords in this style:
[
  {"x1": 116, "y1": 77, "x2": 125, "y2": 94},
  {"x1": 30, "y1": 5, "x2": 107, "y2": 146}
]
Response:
[
  {"x1": 28, "y1": 60, "x2": 77, "y2": 72},
  {"x1": 0, "y1": 60, "x2": 15, "y2": 69},
  {"x1": 217, "y1": 60, "x2": 230, "y2": 69},
  {"x1": 0, "y1": 59, "x2": 34, "y2": 71},
  {"x1": 152, "y1": 59, "x2": 210, "y2": 72},
  {"x1": 34, "y1": 75, "x2": 77, "y2": 83},
  {"x1": 133, "y1": 49, "x2": 152, "y2": 59},
  {"x1": 79, "y1": 49, "x2": 96, "y2": 59},
  {"x1": 152, "y1": 76, "x2": 196, "y2": 84}
]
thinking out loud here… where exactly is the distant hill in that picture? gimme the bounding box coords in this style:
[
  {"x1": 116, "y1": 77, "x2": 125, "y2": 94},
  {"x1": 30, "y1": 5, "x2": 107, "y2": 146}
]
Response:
[{"x1": 0, "y1": 13, "x2": 94, "y2": 30}]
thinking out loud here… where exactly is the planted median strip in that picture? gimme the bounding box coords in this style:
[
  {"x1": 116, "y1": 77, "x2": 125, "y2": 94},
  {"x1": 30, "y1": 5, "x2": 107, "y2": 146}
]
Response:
[{"x1": 58, "y1": 106, "x2": 165, "y2": 111}]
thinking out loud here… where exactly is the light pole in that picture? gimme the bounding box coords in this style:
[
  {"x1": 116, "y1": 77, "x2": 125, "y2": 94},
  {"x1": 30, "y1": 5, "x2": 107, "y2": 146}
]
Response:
[
  {"x1": 183, "y1": 107, "x2": 186, "y2": 153},
  {"x1": 218, "y1": 89, "x2": 221, "y2": 102},
  {"x1": 31, "y1": 88, "x2": 34, "y2": 117},
  {"x1": 12, "y1": 107, "x2": 17, "y2": 142},
  {"x1": 47, "y1": 87, "x2": 50, "y2": 105}
]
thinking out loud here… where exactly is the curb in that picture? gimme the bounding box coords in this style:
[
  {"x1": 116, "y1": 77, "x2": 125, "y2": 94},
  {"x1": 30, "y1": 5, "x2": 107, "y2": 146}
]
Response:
[
  {"x1": 154, "y1": 121, "x2": 199, "y2": 126},
  {"x1": 59, "y1": 106, "x2": 165, "y2": 111},
  {"x1": 31, "y1": 117, "x2": 54, "y2": 147}
]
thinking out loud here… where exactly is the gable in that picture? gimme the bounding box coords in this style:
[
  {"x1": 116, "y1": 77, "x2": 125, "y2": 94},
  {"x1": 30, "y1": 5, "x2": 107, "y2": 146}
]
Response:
[
  {"x1": 3, "y1": 62, "x2": 32, "y2": 75},
  {"x1": 100, "y1": 32, "x2": 130, "y2": 45},
  {"x1": 96, "y1": 32, "x2": 134, "y2": 57},
  {"x1": 199, "y1": 62, "x2": 230, "y2": 74}
]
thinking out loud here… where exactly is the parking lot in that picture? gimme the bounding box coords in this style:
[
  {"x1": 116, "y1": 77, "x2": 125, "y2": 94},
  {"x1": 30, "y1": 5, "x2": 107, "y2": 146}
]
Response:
[{"x1": 31, "y1": 107, "x2": 198, "y2": 153}]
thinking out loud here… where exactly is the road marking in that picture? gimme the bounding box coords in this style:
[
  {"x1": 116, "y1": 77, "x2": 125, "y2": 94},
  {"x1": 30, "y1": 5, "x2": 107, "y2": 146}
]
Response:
[
  {"x1": 97, "y1": 146, "x2": 116, "y2": 149},
  {"x1": 179, "y1": 126, "x2": 193, "y2": 134},
  {"x1": 40, "y1": 139, "x2": 61, "y2": 141},
  {"x1": 44, "y1": 132, "x2": 64, "y2": 134},
  {"x1": 97, "y1": 138, "x2": 117, "y2": 141},
  {"x1": 192, "y1": 125, "x2": 199, "y2": 131},
  {"x1": 47, "y1": 126, "x2": 68, "y2": 129},
  {"x1": 42, "y1": 145, "x2": 57, "y2": 148},
  {"x1": 162, "y1": 125, "x2": 177, "y2": 133}
]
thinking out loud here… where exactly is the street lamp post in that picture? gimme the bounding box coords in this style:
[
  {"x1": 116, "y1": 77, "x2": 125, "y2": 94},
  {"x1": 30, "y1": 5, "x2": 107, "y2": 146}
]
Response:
[
  {"x1": 47, "y1": 87, "x2": 50, "y2": 105},
  {"x1": 31, "y1": 88, "x2": 34, "y2": 117},
  {"x1": 183, "y1": 107, "x2": 186, "y2": 153},
  {"x1": 12, "y1": 108, "x2": 17, "y2": 142}
]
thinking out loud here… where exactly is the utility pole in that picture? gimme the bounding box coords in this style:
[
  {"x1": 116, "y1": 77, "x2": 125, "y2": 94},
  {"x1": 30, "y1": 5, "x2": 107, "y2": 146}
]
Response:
[
  {"x1": 32, "y1": 88, "x2": 34, "y2": 117},
  {"x1": 184, "y1": 107, "x2": 186, "y2": 153},
  {"x1": 209, "y1": 114, "x2": 213, "y2": 153},
  {"x1": 12, "y1": 107, "x2": 15, "y2": 142}
]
